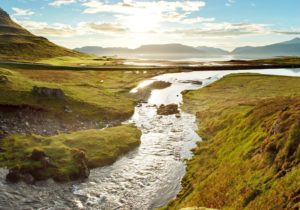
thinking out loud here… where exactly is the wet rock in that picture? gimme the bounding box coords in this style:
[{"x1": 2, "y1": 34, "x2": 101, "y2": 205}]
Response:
[
  {"x1": 0, "y1": 75, "x2": 9, "y2": 84},
  {"x1": 6, "y1": 167, "x2": 21, "y2": 183},
  {"x1": 157, "y1": 104, "x2": 180, "y2": 115},
  {"x1": 30, "y1": 149, "x2": 46, "y2": 161},
  {"x1": 71, "y1": 149, "x2": 90, "y2": 179},
  {"x1": 179, "y1": 80, "x2": 203, "y2": 85},
  {"x1": 64, "y1": 105, "x2": 72, "y2": 113},
  {"x1": 22, "y1": 174, "x2": 35, "y2": 184},
  {"x1": 32, "y1": 86, "x2": 65, "y2": 99}
]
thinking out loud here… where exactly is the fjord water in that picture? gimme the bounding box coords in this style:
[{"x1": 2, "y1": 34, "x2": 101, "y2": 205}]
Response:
[{"x1": 0, "y1": 68, "x2": 300, "y2": 210}]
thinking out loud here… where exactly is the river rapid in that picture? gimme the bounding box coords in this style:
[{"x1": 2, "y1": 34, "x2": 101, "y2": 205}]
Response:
[{"x1": 0, "y1": 68, "x2": 300, "y2": 210}]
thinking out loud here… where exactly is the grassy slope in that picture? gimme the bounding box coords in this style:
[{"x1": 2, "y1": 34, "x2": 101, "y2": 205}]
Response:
[
  {"x1": 38, "y1": 56, "x2": 122, "y2": 67},
  {"x1": 166, "y1": 74, "x2": 300, "y2": 210},
  {"x1": 0, "y1": 67, "x2": 162, "y2": 122},
  {"x1": 0, "y1": 8, "x2": 81, "y2": 62},
  {"x1": 0, "y1": 124, "x2": 141, "y2": 181},
  {"x1": 0, "y1": 66, "x2": 167, "y2": 181}
]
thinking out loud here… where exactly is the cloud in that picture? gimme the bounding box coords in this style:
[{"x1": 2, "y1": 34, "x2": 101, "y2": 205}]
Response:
[
  {"x1": 226, "y1": 0, "x2": 236, "y2": 7},
  {"x1": 273, "y1": 30, "x2": 300, "y2": 35},
  {"x1": 49, "y1": 0, "x2": 77, "y2": 7},
  {"x1": 169, "y1": 22, "x2": 269, "y2": 37},
  {"x1": 12, "y1": 8, "x2": 34, "y2": 16},
  {"x1": 14, "y1": 19, "x2": 128, "y2": 37},
  {"x1": 82, "y1": 0, "x2": 206, "y2": 14},
  {"x1": 80, "y1": 22, "x2": 128, "y2": 33}
]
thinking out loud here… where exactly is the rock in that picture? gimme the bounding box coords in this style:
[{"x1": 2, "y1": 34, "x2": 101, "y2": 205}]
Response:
[
  {"x1": 22, "y1": 174, "x2": 35, "y2": 184},
  {"x1": 0, "y1": 75, "x2": 9, "y2": 84},
  {"x1": 157, "y1": 104, "x2": 180, "y2": 115},
  {"x1": 30, "y1": 149, "x2": 46, "y2": 161},
  {"x1": 40, "y1": 157, "x2": 52, "y2": 168},
  {"x1": 6, "y1": 167, "x2": 21, "y2": 183},
  {"x1": 179, "y1": 80, "x2": 203, "y2": 85},
  {"x1": 32, "y1": 86, "x2": 65, "y2": 99},
  {"x1": 71, "y1": 149, "x2": 90, "y2": 179},
  {"x1": 64, "y1": 105, "x2": 72, "y2": 113}
]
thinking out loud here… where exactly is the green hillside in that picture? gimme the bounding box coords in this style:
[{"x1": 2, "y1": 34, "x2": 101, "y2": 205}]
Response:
[
  {"x1": 166, "y1": 74, "x2": 300, "y2": 210},
  {"x1": 0, "y1": 8, "x2": 80, "y2": 61}
]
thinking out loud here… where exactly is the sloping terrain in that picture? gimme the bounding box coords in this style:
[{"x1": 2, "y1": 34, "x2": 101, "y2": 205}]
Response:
[
  {"x1": 0, "y1": 8, "x2": 80, "y2": 61},
  {"x1": 166, "y1": 74, "x2": 300, "y2": 210}
]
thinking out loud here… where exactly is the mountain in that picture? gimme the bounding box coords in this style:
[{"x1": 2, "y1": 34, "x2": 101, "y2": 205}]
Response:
[
  {"x1": 74, "y1": 46, "x2": 132, "y2": 56},
  {"x1": 75, "y1": 44, "x2": 226, "y2": 57},
  {"x1": 134, "y1": 44, "x2": 202, "y2": 54},
  {"x1": 196, "y1": 46, "x2": 229, "y2": 55},
  {"x1": 0, "y1": 8, "x2": 80, "y2": 61},
  {"x1": 232, "y1": 38, "x2": 300, "y2": 56}
]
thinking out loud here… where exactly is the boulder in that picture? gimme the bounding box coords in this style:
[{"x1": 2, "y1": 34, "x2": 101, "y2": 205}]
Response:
[
  {"x1": 30, "y1": 149, "x2": 46, "y2": 161},
  {"x1": 71, "y1": 149, "x2": 90, "y2": 179},
  {"x1": 0, "y1": 75, "x2": 9, "y2": 84},
  {"x1": 157, "y1": 104, "x2": 180, "y2": 115},
  {"x1": 32, "y1": 86, "x2": 65, "y2": 99},
  {"x1": 6, "y1": 167, "x2": 21, "y2": 183},
  {"x1": 22, "y1": 173, "x2": 35, "y2": 184}
]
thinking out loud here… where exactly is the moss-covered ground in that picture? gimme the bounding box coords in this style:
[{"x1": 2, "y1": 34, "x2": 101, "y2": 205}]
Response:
[
  {"x1": 166, "y1": 74, "x2": 300, "y2": 210},
  {"x1": 0, "y1": 65, "x2": 168, "y2": 182},
  {"x1": 0, "y1": 124, "x2": 141, "y2": 182}
]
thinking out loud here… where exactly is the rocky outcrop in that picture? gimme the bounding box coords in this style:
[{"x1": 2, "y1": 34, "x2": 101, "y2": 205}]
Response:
[
  {"x1": 6, "y1": 148, "x2": 90, "y2": 183},
  {"x1": 32, "y1": 86, "x2": 65, "y2": 99},
  {"x1": 0, "y1": 75, "x2": 9, "y2": 84},
  {"x1": 157, "y1": 104, "x2": 180, "y2": 115}
]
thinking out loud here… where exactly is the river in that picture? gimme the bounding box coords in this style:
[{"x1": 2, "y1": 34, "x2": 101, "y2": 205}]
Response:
[{"x1": 0, "y1": 68, "x2": 300, "y2": 210}]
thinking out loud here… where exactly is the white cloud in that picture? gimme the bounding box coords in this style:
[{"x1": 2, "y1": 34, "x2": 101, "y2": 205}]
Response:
[
  {"x1": 49, "y1": 0, "x2": 77, "y2": 7},
  {"x1": 169, "y1": 22, "x2": 269, "y2": 37},
  {"x1": 226, "y1": 0, "x2": 236, "y2": 7},
  {"x1": 12, "y1": 8, "x2": 34, "y2": 16},
  {"x1": 82, "y1": 0, "x2": 206, "y2": 14},
  {"x1": 14, "y1": 19, "x2": 128, "y2": 37}
]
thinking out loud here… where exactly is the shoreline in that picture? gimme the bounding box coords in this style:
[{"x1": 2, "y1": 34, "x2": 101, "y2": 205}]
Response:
[{"x1": 1, "y1": 60, "x2": 300, "y2": 72}]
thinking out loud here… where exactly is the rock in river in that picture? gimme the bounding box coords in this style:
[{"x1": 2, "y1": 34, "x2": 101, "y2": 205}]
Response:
[{"x1": 157, "y1": 104, "x2": 180, "y2": 115}]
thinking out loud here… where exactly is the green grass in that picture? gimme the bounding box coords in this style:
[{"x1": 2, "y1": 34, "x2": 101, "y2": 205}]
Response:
[
  {"x1": 0, "y1": 124, "x2": 141, "y2": 181},
  {"x1": 165, "y1": 74, "x2": 300, "y2": 210},
  {"x1": 0, "y1": 67, "x2": 162, "y2": 123},
  {"x1": 0, "y1": 66, "x2": 170, "y2": 181},
  {"x1": 38, "y1": 56, "x2": 122, "y2": 67}
]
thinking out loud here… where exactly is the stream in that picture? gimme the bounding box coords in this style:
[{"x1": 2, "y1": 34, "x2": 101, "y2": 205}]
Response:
[{"x1": 0, "y1": 68, "x2": 300, "y2": 210}]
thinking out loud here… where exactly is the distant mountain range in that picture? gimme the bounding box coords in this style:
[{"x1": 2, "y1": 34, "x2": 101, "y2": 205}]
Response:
[
  {"x1": 232, "y1": 38, "x2": 300, "y2": 56},
  {"x1": 0, "y1": 7, "x2": 79, "y2": 61},
  {"x1": 75, "y1": 38, "x2": 300, "y2": 58}
]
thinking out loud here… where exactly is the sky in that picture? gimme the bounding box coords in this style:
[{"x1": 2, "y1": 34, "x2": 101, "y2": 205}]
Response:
[{"x1": 1, "y1": 0, "x2": 300, "y2": 50}]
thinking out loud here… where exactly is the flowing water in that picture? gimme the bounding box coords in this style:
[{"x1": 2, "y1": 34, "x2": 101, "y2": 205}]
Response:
[{"x1": 0, "y1": 68, "x2": 300, "y2": 210}]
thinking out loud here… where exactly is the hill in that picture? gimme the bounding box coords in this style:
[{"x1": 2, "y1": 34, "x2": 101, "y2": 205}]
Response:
[
  {"x1": 196, "y1": 46, "x2": 229, "y2": 55},
  {"x1": 232, "y1": 38, "x2": 300, "y2": 56},
  {"x1": 75, "y1": 44, "x2": 229, "y2": 57},
  {"x1": 166, "y1": 74, "x2": 300, "y2": 210},
  {"x1": 0, "y1": 8, "x2": 80, "y2": 61}
]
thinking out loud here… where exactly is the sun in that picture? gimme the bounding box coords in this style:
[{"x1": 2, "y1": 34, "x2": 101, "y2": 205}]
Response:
[{"x1": 123, "y1": 10, "x2": 161, "y2": 33}]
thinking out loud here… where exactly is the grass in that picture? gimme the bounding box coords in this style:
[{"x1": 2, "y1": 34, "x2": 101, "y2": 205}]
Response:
[
  {"x1": 38, "y1": 55, "x2": 122, "y2": 67},
  {"x1": 0, "y1": 124, "x2": 141, "y2": 181},
  {"x1": 165, "y1": 73, "x2": 300, "y2": 210},
  {"x1": 0, "y1": 65, "x2": 170, "y2": 181},
  {"x1": 0, "y1": 67, "x2": 163, "y2": 123}
]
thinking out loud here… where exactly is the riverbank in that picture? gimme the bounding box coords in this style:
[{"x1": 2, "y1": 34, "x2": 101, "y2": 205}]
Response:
[
  {"x1": 1, "y1": 56, "x2": 300, "y2": 72},
  {"x1": 0, "y1": 66, "x2": 167, "y2": 182},
  {"x1": 166, "y1": 73, "x2": 300, "y2": 210}
]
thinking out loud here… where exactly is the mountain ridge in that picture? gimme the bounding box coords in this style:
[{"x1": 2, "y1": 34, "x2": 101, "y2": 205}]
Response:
[{"x1": 0, "y1": 7, "x2": 80, "y2": 61}]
